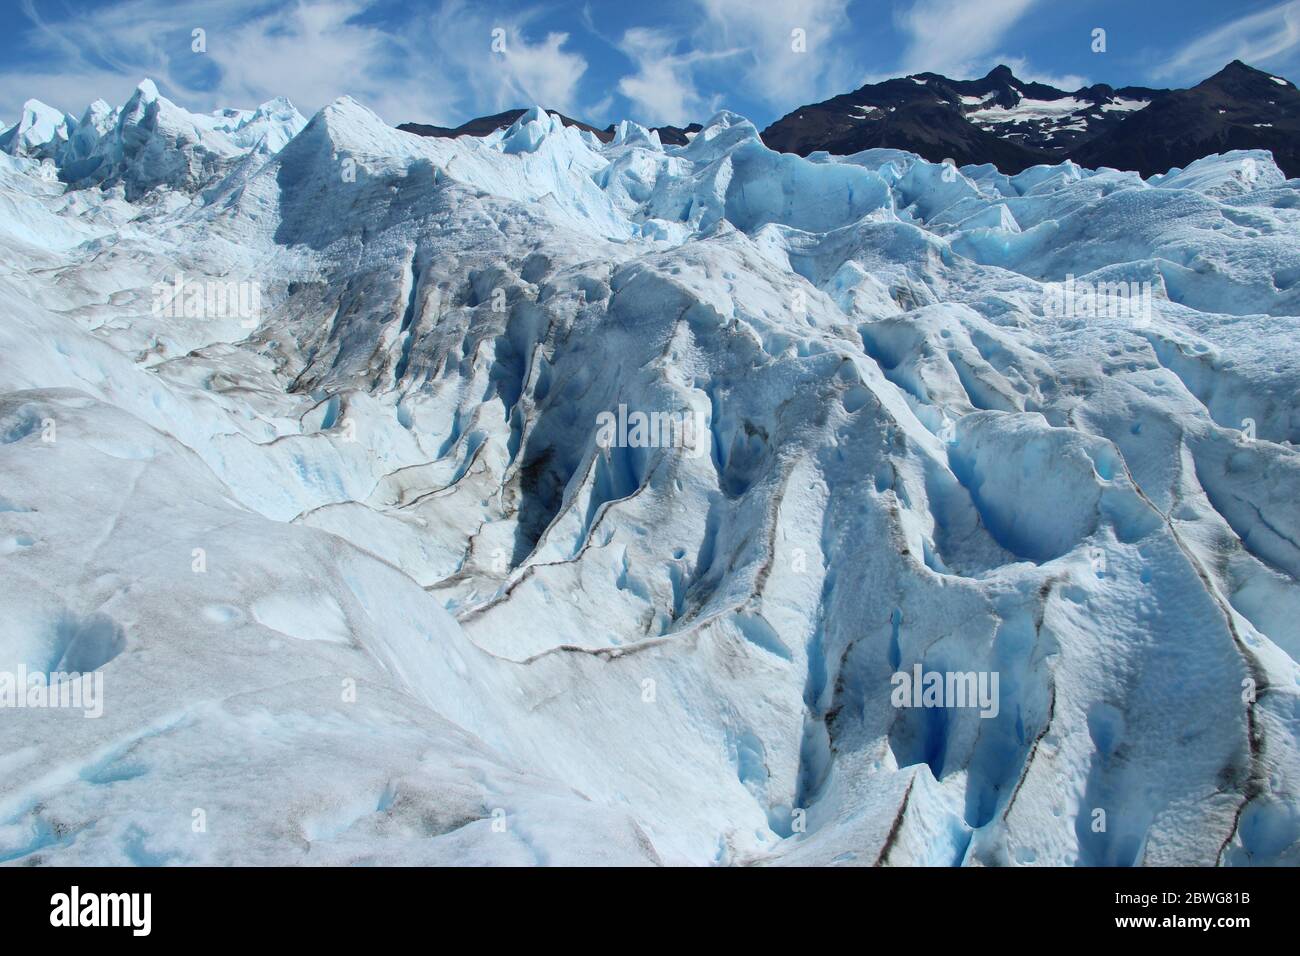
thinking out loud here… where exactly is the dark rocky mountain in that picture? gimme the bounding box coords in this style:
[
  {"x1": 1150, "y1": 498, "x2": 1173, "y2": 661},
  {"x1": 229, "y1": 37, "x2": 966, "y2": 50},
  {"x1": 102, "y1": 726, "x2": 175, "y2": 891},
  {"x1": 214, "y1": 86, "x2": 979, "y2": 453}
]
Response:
[
  {"x1": 399, "y1": 108, "x2": 609, "y2": 140},
  {"x1": 761, "y1": 64, "x2": 1167, "y2": 164},
  {"x1": 1071, "y1": 60, "x2": 1300, "y2": 177},
  {"x1": 761, "y1": 60, "x2": 1300, "y2": 177},
  {"x1": 766, "y1": 98, "x2": 1045, "y2": 172},
  {"x1": 642, "y1": 122, "x2": 704, "y2": 146},
  {"x1": 398, "y1": 109, "x2": 702, "y2": 147}
]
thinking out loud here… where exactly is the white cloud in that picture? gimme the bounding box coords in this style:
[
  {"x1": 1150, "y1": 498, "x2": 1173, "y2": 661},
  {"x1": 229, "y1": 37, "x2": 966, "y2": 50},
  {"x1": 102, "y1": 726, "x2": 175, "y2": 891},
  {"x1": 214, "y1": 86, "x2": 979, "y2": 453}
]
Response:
[
  {"x1": 0, "y1": 0, "x2": 591, "y2": 128},
  {"x1": 610, "y1": 0, "x2": 861, "y2": 125},
  {"x1": 482, "y1": 29, "x2": 589, "y2": 114},
  {"x1": 896, "y1": 0, "x2": 1040, "y2": 77},
  {"x1": 412, "y1": 1, "x2": 591, "y2": 118},
  {"x1": 205, "y1": 0, "x2": 433, "y2": 125},
  {"x1": 615, "y1": 27, "x2": 725, "y2": 126},
  {"x1": 694, "y1": 0, "x2": 859, "y2": 107},
  {"x1": 883, "y1": 0, "x2": 1088, "y2": 92},
  {"x1": 1154, "y1": 0, "x2": 1300, "y2": 81}
]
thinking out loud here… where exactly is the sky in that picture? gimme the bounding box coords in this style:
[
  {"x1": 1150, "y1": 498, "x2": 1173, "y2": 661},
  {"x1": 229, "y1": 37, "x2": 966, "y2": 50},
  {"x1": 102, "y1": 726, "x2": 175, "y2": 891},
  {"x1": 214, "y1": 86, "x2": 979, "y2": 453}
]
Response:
[{"x1": 1, "y1": 0, "x2": 1298, "y2": 130}]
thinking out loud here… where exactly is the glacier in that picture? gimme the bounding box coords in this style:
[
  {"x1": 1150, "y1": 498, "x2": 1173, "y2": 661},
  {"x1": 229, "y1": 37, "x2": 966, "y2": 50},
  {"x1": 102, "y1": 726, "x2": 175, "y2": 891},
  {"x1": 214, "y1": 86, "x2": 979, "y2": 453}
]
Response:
[{"x1": 0, "y1": 81, "x2": 1298, "y2": 866}]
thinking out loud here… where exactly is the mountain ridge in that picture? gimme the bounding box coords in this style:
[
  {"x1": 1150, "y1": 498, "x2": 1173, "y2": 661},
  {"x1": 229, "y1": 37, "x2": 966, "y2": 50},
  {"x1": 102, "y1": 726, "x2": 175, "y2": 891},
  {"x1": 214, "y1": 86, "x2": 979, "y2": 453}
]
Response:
[
  {"x1": 1072, "y1": 60, "x2": 1300, "y2": 177},
  {"x1": 386, "y1": 60, "x2": 1299, "y2": 177},
  {"x1": 761, "y1": 59, "x2": 1300, "y2": 176},
  {"x1": 398, "y1": 108, "x2": 703, "y2": 147}
]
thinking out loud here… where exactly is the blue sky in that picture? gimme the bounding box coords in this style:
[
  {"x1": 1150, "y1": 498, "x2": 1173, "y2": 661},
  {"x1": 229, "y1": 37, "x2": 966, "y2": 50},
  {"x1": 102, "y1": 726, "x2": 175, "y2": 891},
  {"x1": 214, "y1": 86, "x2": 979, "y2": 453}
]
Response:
[{"x1": 2, "y1": 0, "x2": 1298, "y2": 129}]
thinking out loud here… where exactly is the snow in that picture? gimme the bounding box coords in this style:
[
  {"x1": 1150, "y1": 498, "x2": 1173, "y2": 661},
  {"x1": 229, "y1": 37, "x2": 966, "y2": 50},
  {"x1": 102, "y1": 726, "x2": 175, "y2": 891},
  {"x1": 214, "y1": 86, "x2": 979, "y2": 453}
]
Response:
[
  {"x1": 1100, "y1": 98, "x2": 1151, "y2": 112},
  {"x1": 0, "y1": 83, "x2": 1298, "y2": 867},
  {"x1": 966, "y1": 95, "x2": 1148, "y2": 136},
  {"x1": 969, "y1": 96, "x2": 1091, "y2": 124}
]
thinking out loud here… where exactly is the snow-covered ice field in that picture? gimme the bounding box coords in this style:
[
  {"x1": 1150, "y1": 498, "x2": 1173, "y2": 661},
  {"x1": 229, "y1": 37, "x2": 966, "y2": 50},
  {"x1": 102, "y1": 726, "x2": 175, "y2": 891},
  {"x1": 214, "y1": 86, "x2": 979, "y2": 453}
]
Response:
[{"x1": 0, "y1": 84, "x2": 1298, "y2": 865}]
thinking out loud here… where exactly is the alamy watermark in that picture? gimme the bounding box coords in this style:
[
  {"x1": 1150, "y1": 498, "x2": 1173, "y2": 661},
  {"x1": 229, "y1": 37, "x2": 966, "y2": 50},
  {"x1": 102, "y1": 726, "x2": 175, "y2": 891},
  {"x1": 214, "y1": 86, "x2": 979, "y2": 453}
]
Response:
[
  {"x1": 1042, "y1": 275, "x2": 1152, "y2": 326},
  {"x1": 595, "y1": 403, "x2": 709, "y2": 459},
  {"x1": 151, "y1": 272, "x2": 262, "y2": 328},
  {"x1": 0, "y1": 665, "x2": 104, "y2": 718},
  {"x1": 50, "y1": 886, "x2": 150, "y2": 935},
  {"x1": 891, "y1": 665, "x2": 1000, "y2": 718}
]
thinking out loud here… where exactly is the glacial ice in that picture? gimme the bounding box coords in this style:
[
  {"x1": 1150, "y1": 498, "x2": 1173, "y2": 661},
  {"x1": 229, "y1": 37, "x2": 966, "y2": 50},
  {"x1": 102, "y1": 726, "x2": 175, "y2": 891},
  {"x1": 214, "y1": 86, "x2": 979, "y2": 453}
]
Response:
[{"x1": 0, "y1": 88, "x2": 1297, "y2": 866}]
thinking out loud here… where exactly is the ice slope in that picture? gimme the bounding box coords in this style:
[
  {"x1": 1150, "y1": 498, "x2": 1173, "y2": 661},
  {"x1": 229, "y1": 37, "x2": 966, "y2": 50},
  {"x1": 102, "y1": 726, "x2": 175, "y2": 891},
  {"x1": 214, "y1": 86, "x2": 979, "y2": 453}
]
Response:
[
  {"x1": 0, "y1": 100, "x2": 76, "y2": 162},
  {"x1": 54, "y1": 80, "x2": 307, "y2": 200},
  {"x1": 1, "y1": 86, "x2": 1298, "y2": 866}
]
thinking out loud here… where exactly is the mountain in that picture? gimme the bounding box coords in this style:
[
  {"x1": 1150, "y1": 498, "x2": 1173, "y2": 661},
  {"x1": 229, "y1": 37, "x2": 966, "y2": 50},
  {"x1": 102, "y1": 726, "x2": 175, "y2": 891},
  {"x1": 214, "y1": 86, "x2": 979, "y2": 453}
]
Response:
[
  {"x1": 399, "y1": 107, "x2": 703, "y2": 147},
  {"x1": 1072, "y1": 60, "x2": 1300, "y2": 177},
  {"x1": 773, "y1": 97, "x2": 1048, "y2": 172},
  {"x1": 762, "y1": 64, "x2": 1165, "y2": 165},
  {"x1": 632, "y1": 121, "x2": 703, "y2": 147},
  {"x1": 399, "y1": 106, "x2": 610, "y2": 141},
  {"x1": 1, "y1": 84, "x2": 1299, "y2": 866},
  {"x1": 762, "y1": 61, "x2": 1299, "y2": 177}
]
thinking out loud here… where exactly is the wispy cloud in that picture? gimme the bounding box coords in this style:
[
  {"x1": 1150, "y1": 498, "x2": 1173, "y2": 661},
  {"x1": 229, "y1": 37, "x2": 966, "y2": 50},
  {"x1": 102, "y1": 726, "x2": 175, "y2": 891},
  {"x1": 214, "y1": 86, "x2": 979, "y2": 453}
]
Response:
[
  {"x1": 0, "y1": 0, "x2": 591, "y2": 126},
  {"x1": 610, "y1": 0, "x2": 861, "y2": 126},
  {"x1": 895, "y1": 0, "x2": 1039, "y2": 76},
  {"x1": 1154, "y1": 0, "x2": 1300, "y2": 81},
  {"x1": 884, "y1": 0, "x2": 1089, "y2": 91},
  {"x1": 694, "y1": 0, "x2": 859, "y2": 108},
  {"x1": 420, "y1": 2, "x2": 590, "y2": 118},
  {"x1": 615, "y1": 27, "x2": 729, "y2": 126}
]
